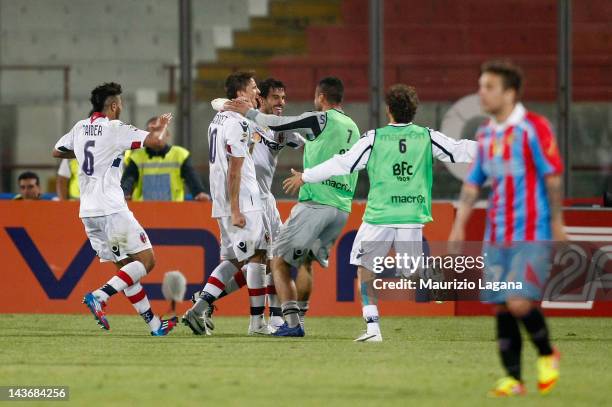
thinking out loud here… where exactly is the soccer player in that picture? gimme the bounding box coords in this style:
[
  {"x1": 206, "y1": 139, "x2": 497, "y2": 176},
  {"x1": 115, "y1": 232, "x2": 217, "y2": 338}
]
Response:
[
  {"x1": 52, "y1": 82, "x2": 176, "y2": 336},
  {"x1": 182, "y1": 72, "x2": 270, "y2": 336},
  {"x1": 199, "y1": 78, "x2": 314, "y2": 333},
  {"x1": 283, "y1": 84, "x2": 477, "y2": 342},
  {"x1": 207, "y1": 78, "x2": 314, "y2": 332},
  {"x1": 448, "y1": 60, "x2": 564, "y2": 396},
  {"x1": 225, "y1": 77, "x2": 360, "y2": 337}
]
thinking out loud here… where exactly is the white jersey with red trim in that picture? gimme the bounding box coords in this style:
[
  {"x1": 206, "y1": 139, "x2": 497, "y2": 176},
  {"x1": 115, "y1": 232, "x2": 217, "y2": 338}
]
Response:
[
  {"x1": 208, "y1": 111, "x2": 262, "y2": 218},
  {"x1": 54, "y1": 114, "x2": 148, "y2": 218}
]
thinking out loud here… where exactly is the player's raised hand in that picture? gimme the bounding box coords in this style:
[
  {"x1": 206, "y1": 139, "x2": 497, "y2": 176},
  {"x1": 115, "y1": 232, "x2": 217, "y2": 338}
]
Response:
[
  {"x1": 283, "y1": 168, "x2": 305, "y2": 195},
  {"x1": 223, "y1": 98, "x2": 251, "y2": 116},
  {"x1": 156, "y1": 113, "x2": 173, "y2": 140}
]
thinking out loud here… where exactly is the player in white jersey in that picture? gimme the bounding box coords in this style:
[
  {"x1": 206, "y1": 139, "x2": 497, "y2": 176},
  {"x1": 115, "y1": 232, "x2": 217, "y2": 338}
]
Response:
[
  {"x1": 204, "y1": 78, "x2": 312, "y2": 332},
  {"x1": 52, "y1": 82, "x2": 177, "y2": 336},
  {"x1": 183, "y1": 72, "x2": 271, "y2": 336}
]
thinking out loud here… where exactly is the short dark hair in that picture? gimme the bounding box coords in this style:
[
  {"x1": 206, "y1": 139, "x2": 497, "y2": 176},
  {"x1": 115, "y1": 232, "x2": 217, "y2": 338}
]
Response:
[
  {"x1": 90, "y1": 82, "x2": 122, "y2": 115},
  {"x1": 385, "y1": 84, "x2": 419, "y2": 123},
  {"x1": 480, "y1": 59, "x2": 523, "y2": 97},
  {"x1": 317, "y1": 77, "x2": 344, "y2": 104},
  {"x1": 258, "y1": 78, "x2": 285, "y2": 98},
  {"x1": 225, "y1": 71, "x2": 255, "y2": 99},
  {"x1": 18, "y1": 171, "x2": 39, "y2": 185}
]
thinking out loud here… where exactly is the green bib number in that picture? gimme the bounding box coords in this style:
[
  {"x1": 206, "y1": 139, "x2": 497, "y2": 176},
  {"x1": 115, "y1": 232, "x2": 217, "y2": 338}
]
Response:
[{"x1": 299, "y1": 109, "x2": 360, "y2": 212}]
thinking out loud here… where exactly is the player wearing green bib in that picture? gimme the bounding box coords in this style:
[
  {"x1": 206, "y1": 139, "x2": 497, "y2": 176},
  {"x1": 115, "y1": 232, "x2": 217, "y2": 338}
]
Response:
[
  {"x1": 225, "y1": 77, "x2": 359, "y2": 336},
  {"x1": 284, "y1": 84, "x2": 477, "y2": 341}
]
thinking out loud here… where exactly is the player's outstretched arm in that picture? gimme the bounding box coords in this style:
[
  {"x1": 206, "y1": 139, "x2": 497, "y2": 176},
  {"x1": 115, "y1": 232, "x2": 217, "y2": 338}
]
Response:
[
  {"x1": 283, "y1": 134, "x2": 373, "y2": 195},
  {"x1": 224, "y1": 99, "x2": 325, "y2": 140},
  {"x1": 228, "y1": 156, "x2": 246, "y2": 228},
  {"x1": 143, "y1": 113, "x2": 173, "y2": 150},
  {"x1": 430, "y1": 130, "x2": 478, "y2": 163}
]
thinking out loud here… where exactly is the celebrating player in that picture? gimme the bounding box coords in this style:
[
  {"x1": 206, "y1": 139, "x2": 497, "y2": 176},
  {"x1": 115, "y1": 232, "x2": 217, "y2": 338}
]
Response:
[
  {"x1": 183, "y1": 72, "x2": 271, "y2": 335},
  {"x1": 206, "y1": 78, "x2": 309, "y2": 332},
  {"x1": 448, "y1": 60, "x2": 564, "y2": 396},
  {"x1": 52, "y1": 82, "x2": 176, "y2": 336},
  {"x1": 283, "y1": 84, "x2": 477, "y2": 341},
  {"x1": 225, "y1": 77, "x2": 360, "y2": 337}
]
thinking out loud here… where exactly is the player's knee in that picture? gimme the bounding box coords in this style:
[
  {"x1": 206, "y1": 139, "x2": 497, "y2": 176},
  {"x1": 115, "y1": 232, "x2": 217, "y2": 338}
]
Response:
[
  {"x1": 146, "y1": 256, "x2": 156, "y2": 272},
  {"x1": 506, "y1": 298, "x2": 532, "y2": 317},
  {"x1": 139, "y1": 253, "x2": 156, "y2": 272},
  {"x1": 249, "y1": 250, "x2": 266, "y2": 264}
]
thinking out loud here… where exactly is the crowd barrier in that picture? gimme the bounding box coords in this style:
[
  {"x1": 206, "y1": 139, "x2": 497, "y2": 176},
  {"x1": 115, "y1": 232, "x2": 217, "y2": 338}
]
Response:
[{"x1": 1, "y1": 201, "x2": 610, "y2": 317}]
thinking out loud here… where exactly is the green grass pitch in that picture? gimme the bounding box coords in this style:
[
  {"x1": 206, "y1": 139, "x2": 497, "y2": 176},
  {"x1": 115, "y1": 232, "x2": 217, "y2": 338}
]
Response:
[{"x1": 0, "y1": 314, "x2": 610, "y2": 406}]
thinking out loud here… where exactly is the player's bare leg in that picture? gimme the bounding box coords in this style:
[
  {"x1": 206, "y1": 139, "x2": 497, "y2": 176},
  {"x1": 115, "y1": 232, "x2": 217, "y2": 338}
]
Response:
[
  {"x1": 296, "y1": 261, "x2": 313, "y2": 329},
  {"x1": 354, "y1": 266, "x2": 382, "y2": 342}
]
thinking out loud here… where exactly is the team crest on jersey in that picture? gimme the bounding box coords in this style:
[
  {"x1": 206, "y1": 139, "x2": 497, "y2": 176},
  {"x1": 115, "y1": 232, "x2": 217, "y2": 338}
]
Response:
[
  {"x1": 240, "y1": 121, "x2": 249, "y2": 132},
  {"x1": 140, "y1": 232, "x2": 148, "y2": 244},
  {"x1": 237, "y1": 241, "x2": 248, "y2": 253}
]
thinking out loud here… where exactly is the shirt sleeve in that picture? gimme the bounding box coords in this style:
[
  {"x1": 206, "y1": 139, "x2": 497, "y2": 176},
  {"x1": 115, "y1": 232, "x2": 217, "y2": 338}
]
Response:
[
  {"x1": 284, "y1": 132, "x2": 306, "y2": 149},
  {"x1": 54, "y1": 126, "x2": 76, "y2": 152},
  {"x1": 430, "y1": 130, "x2": 478, "y2": 163},
  {"x1": 57, "y1": 159, "x2": 71, "y2": 178},
  {"x1": 225, "y1": 117, "x2": 250, "y2": 158},
  {"x1": 302, "y1": 130, "x2": 375, "y2": 183},
  {"x1": 465, "y1": 139, "x2": 487, "y2": 186},
  {"x1": 246, "y1": 109, "x2": 326, "y2": 140},
  {"x1": 112, "y1": 121, "x2": 149, "y2": 151},
  {"x1": 528, "y1": 117, "x2": 564, "y2": 177}
]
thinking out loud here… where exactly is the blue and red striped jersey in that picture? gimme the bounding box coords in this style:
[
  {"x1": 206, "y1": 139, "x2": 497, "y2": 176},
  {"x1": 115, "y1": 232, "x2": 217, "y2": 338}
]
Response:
[{"x1": 466, "y1": 104, "x2": 563, "y2": 242}]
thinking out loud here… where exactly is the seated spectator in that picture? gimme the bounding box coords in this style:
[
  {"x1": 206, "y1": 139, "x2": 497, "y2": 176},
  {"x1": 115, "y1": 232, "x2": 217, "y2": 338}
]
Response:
[
  {"x1": 14, "y1": 171, "x2": 41, "y2": 200},
  {"x1": 121, "y1": 117, "x2": 209, "y2": 201}
]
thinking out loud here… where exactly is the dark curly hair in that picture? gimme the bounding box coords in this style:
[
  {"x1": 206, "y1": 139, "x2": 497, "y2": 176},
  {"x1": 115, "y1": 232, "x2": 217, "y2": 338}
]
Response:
[
  {"x1": 258, "y1": 78, "x2": 285, "y2": 98},
  {"x1": 385, "y1": 84, "x2": 419, "y2": 123},
  {"x1": 89, "y1": 82, "x2": 122, "y2": 115}
]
